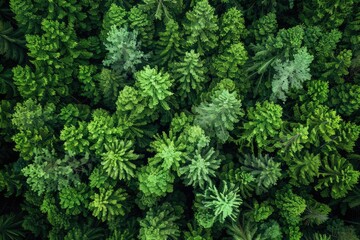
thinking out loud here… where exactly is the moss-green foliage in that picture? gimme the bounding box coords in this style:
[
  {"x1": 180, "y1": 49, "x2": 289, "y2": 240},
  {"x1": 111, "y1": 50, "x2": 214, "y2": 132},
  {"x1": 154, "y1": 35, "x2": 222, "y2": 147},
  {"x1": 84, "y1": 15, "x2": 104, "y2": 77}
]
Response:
[
  {"x1": 194, "y1": 89, "x2": 244, "y2": 142},
  {"x1": 88, "y1": 187, "x2": 128, "y2": 221},
  {"x1": 196, "y1": 181, "x2": 242, "y2": 225},
  {"x1": 139, "y1": 203, "x2": 182, "y2": 240},
  {"x1": 171, "y1": 50, "x2": 207, "y2": 104},
  {"x1": 240, "y1": 154, "x2": 282, "y2": 194},
  {"x1": 240, "y1": 100, "x2": 283, "y2": 151},
  {"x1": 1, "y1": 1, "x2": 360, "y2": 239},
  {"x1": 154, "y1": 19, "x2": 183, "y2": 66},
  {"x1": 184, "y1": 0, "x2": 219, "y2": 54}
]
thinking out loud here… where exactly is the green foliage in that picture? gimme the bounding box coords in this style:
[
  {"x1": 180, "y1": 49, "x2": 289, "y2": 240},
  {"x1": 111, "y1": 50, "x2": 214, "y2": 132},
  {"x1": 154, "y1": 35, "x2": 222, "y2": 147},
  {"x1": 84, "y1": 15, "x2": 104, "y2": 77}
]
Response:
[
  {"x1": 287, "y1": 152, "x2": 321, "y2": 185},
  {"x1": 183, "y1": 222, "x2": 212, "y2": 240},
  {"x1": 321, "y1": 49, "x2": 352, "y2": 83},
  {"x1": 171, "y1": 50, "x2": 207, "y2": 104},
  {"x1": 87, "y1": 109, "x2": 121, "y2": 155},
  {"x1": 300, "y1": 0, "x2": 354, "y2": 29},
  {"x1": 326, "y1": 219, "x2": 360, "y2": 240},
  {"x1": 302, "y1": 199, "x2": 331, "y2": 226},
  {"x1": 251, "y1": 12, "x2": 278, "y2": 43},
  {"x1": 88, "y1": 188, "x2": 128, "y2": 221},
  {"x1": 77, "y1": 65, "x2": 101, "y2": 103},
  {"x1": 60, "y1": 121, "x2": 90, "y2": 156},
  {"x1": 179, "y1": 147, "x2": 221, "y2": 189},
  {"x1": 197, "y1": 181, "x2": 242, "y2": 224},
  {"x1": 0, "y1": 65, "x2": 15, "y2": 96},
  {"x1": 271, "y1": 47, "x2": 314, "y2": 102},
  {"x1": 311, "y1": 233, "x2": 332, "y2": 240},
  {"x1": 58, "y1": 103, "x2": 91, "y2": 126},
  {"x1": 96, "y1": 68, "x2": 125, "y2": 108},
  {"x1": 21, "y1": 149, "x2": 86, "y2": 195},
  {"x1": 315, "y1": 154, "x2": 360, "y2": 199},
  {"x1": 135, "y1": 65, "x2": 174, "y2": 110},
  {"x1": 212, "y1": 43, "x2": 248, "y2": 79},
  {"x1": 101, "y1": 4, "x2": 127, "y2": 41},
  {"x1": 219, "y1": 162, "x2": 256, "y2": 198},
  {"x1": 194, "y1": 89, "x2": 244, "y2": 142},
  {"x1": 11, "y1": 99, "x2": 55, "y2": 160},
  {"x1": 184, "y1": 0, "x2": 219, "y2": 54},
  {"x1": 0, "y1": 214, "x2": 25, "y2": 240},
  {"x1": 240, "y1": 154, "x2": 282, "y2": 194},
  {"x1": 139, "y1": 0, "x2": 183, "y2": 20},
  {"x1": 219, "y1": 7, "x2": 247, "y2": 47},
  {"x1": 274, "y1": 187, "x2": 307, "y2": 225},
  {"x1": 103, "y1": 26, "x2": 146, "y2": 74},
  {"x1": 9, "y1": 0, "x2": 42, "y2": 33},
  {"x1": 128, "y1": 6, "x2": 154, "y2": 49},
  {"x1": 299, "y1": 80, "x2": 329, "y2": 104},
  {"x1": 59, "y1": 183, "x2": 89, "y2": 215},
  {"x1": 139, "y1": 203, "x2": 182, "y2": 240},
  {"x1": 296, "y1": 103, "x2": 342, "y2": 149},
  {"x1": 249, "y1": 201, "x2": 274, "y2": 222},
  {"x1": 240, "y1": 101, "x2": 283, "y2": 151},
  {"x1": 1, "y1": 1, "x2": 360, "y2": 239},
  {"x1": 274, "y1": 123, "x2": 309, "y2": 159},
  {"x1": 138, "y1": 165, "x2": 174, "y2": 197},
  {"x1": 226, "y1": 218, "x2": 262, "y2": 240},
  {"x1": 0, "y1": 163, "x2": 23, "y2": 197},
  {"x1": 64, "y1": 225, "x2": 104, "y2": 240},
  {"x1": 0, "y1": 20, "x2": 26, "y2": 62},
  {"x1": 154, "y1": 19, "x2": 183, "y2": 66},
  {"x1": 101, "y1": 139, "x2": 139, "y2": 181},
  {"x1": 148, "y1": 131, "x2": 186, "y2": 172},
  {"x1": 329, "y1": 83, "x2": 360, "y2": 116}
]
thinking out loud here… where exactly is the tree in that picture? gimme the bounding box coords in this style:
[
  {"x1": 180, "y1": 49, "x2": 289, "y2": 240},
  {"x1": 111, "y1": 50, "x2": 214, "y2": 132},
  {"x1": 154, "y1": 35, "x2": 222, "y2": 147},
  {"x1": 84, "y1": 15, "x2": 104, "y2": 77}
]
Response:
[
  {"x1": 287, "y1": 152, "x2": 320, "y2": 186},
  {"x1": 148, "y1": 131, "x2": 186, "y2": 172},
  {"x1": 0, "y1": 20, "x2": 26, "y2": 63},
  {"x1": 100, "y1": 4, "x2": 127, "y2": 41},
  {"x1": 103, "y1": 26, "x2": 147, "y2": 74},
  {"x1": 135, "y1": 65, "x2": 174, "y2": 110},
  {"x1": 60, "y1": 121, "x2": 90, "y2": 156},
  {"x1": 11, "y1": 99, "x2": 55, "y2": 160},
  {"x1": 315, "y1": 154, "x2": 360, "y2": 199},
  {"x1": 271, "y1": 47, "x2": 314, "y2": 102},
  {"x1": 274, "y1": 187, "x2": 307, "y2": 226},
  {"x1": 171, "y1": 50, "x2": 207, "y2": 104},
  {"x1": 213, "y1": 42, "x2": 248, "y2": 79},
  {"x1": 219, "y1": 7, "x2": 247, "y2": 47},
  {"x1": 139, "y1": 0, "x2": 184, "y2": 20},
  {"x1": 101, "y1": 139, "x2": 139, "y2": 181},
  {"x1": 197, "y1": 181, "x2": 242, "y2": 224},
  {"x1": 154, "y1": 19, "x2": 183, "y2": 66},
  {"x1": 128, "y1": 6, "x2": 154, "y2": 49},
  {"x1": 0, "y1": 214, "x2": 25, "y2": 240},
  {"x1": 138, "y1": 165, "x2": 174, "y2": 198},
  {"x1": 139, "y1": 203, "x2": 182, "y2": 240},
  {"x1": 179, "y1": 147, "x2": 221, "y2": 189},
  {"x1": 194, "y1": 89, "x2": 244, "y2": 142},
  {"x1": 240, "y1": 154, "x2": 282, "y2": 194},
  {"x1": 183, "y1": 0, "x2": 219, "y2": 54},
  {"x1": 88, "y1": 188, "x2": 128, "y2": 221},
  {"x1": 329, "y1": 83, "x2": 360, "y2": 116},
  {"x1": 240, "y1": 101, "x2": 283, "y2": 152}
]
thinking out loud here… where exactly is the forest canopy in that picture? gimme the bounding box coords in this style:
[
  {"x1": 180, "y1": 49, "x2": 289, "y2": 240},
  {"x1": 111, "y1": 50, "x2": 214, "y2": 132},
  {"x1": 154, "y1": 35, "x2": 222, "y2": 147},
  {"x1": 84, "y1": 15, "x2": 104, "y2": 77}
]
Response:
[{"x1": 0, "y1": 0, "x2": 360, "y2": 239}]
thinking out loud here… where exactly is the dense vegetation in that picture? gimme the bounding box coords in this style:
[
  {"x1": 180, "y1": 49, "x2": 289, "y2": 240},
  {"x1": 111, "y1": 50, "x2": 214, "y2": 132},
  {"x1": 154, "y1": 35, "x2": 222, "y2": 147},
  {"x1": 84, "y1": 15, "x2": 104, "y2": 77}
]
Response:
[{"x1": 0, "y1": 0, "x2": 360, "y2": 239}]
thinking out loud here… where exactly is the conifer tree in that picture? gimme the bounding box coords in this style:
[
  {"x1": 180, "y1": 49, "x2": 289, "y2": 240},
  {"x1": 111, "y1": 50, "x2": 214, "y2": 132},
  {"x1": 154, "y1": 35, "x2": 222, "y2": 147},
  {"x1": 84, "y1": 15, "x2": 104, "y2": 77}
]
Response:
[{"x1": 183, "y1": 0, "x2": 219, "y2": 54}]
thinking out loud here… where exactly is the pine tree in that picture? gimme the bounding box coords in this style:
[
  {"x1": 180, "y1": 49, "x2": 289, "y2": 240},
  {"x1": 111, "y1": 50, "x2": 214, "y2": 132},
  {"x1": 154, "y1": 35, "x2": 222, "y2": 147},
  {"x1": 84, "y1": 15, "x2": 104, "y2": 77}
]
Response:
[
  {"x1": 194, "y1": 89, "x2": 244, "y2": 142},
  {"x1": 154, "y1": 19, "x2": 183, "y2": 66},
  {"x1": 183, "y1": 0, "x2": 219, "y2": 54},
  {"x1": 212, "y1": 43, "x2": 248, "y2": 79},
  {"x1": 171, "y1": 50, "x2": 207, "y2": 104}
]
